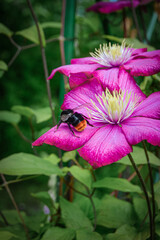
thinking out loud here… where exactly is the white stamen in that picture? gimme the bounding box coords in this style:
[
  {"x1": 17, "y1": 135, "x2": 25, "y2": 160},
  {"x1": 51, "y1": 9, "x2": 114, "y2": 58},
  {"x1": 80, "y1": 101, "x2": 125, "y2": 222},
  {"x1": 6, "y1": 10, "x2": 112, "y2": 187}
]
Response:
[{"x1": 90, "y1": 40, "x2": 133, "y2": 67}]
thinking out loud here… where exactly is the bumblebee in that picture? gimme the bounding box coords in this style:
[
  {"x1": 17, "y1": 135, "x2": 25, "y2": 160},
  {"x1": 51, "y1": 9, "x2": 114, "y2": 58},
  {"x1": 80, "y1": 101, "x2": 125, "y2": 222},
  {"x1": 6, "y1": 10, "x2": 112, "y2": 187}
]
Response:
[{"x1": 57, "y1": 108, "x2": 93, "y2": 137}]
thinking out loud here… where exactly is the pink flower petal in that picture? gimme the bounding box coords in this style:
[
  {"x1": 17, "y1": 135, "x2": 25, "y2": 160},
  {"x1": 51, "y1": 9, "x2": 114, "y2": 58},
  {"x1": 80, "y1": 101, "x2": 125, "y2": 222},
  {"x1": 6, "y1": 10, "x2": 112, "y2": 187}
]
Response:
[
  {"x1": 122, "y1": 117, "x2": 160, "y2": 146},
  {"x1": 131, "y1": 92, "x2": 160, "y2": 118},
  {"x1": 32, "y1": 124, "x2": 98, "y2": 151},
  {"x1": 61, "y1": 78, "x2": 104, "y2": 113},
  {"x1": 71, "y1": 57, "x2": 94, "y2": 64},
  {"x1": 131, "y1": 48, "x2": 147, "y2": 56},
  {"x1": 69, "y1": 72, "x2": 94, "y2": 89},
  {"x1": 123, "y1": 51, "x2": 160, "y2": 76},
  {"x1": 48, "y1": 63, "x2": 100, "y2": 80},
  {"x1": 87, "y1": 1, "x2": 140, "y2": 14},
  {"x1": 78, "y1": 125, "x2": 132, "y2": 169},
  {"x1": 93, "y1": 68, "x2": 146, "y2": 101}
]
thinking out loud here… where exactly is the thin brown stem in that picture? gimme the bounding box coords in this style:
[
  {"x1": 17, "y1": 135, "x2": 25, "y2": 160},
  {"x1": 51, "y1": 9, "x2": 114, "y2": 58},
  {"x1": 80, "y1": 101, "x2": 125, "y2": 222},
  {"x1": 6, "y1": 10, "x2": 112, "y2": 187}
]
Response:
[
  {"x1": 63, "y1": 178, "x2": 88, "y2": 198},
  {"x1": 59, "y1": 0, "x2": 68, "y2": 91},
  {"x1": 0, "y1": 210, "x2": 9, "y2": 226},
  {"x1": 128, "y1": 153, "x2": 153, "y2": 240},
  {"x1": 14, "y1": 124, "x2": 31, "y2": 143},
  {"x1": 142, "y1": 141, "x2": 155, "y2": 239},
  {"x1": 26, "y1": 0, "x2": 56, "y2": 125},
  {"x1": 1, "y1": 174, "x2": 30, "y2": 240},
  {"x1": 130, "y1": 0, "x2": 143, "y2": 41},
  {"x1": 85, "y1": 187, "x2": 97, "y2": 231},
  {"x1": 8, "y1": 48, "x2": 21, "y2": 67}
]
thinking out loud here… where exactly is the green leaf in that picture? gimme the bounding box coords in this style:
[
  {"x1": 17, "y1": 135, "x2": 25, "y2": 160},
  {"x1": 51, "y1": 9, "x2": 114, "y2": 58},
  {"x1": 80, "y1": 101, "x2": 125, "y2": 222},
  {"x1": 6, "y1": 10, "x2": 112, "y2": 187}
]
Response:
[
  {"x1": 97, "y1": 195, "x2": 135, "y2": 228},
  {"x1": 60, "y1": 197, "x2": 93, "y2": 231},
  {"x1": 64, "y1": 166, "x2": 93, "y2": 189},
  {"x1": 105, "y1": 224, "x2": 137, "y2": 240},
  {"x1": 93, "y1": 177, "x2": 142, "y2": 193},
  {"x1": 41, "y1": 21, "x2": 61, "y2": 29},
  {"x1": 24, "y1": 212, "x2": 46, "y2": 233},
  {"x1": 41, "y1": 227, "x2": 75, "y2": 240},
  {"x1": 118, "y1": 146, "x2": 160, "y2": 166},
  {"x1": 0, "y1": 231, "x2": 18, "y2": 240},
  {"x1": 0, "y1": 111, "x2": 21, "y2": 124},
  {"x1": 31, "y1": 192, "x2": 55, "y2": 214},
  {"x1": 76, "y1": 229, "x2": 102, "y2": 240},
  {"x1": 0, "y1": 23, "x2": 13, "y2": 37},
  {"x1": 1, "y1": 210, "x2": 26, "y2": 225},
  {"x1": 133, "y1": 197, "x2": 148, "y2": 222},
  {"x1": 0, "y1": 60, "x2": 8, "y2": 71},
  {"x1": 62, "y1": 151, "x2": 76, "y2": 162},
  {"x1": 44, "y1": 153, "x2": 60, "y2": 165},
  {"x1": 33, "y1": 107, "x2": 52, "y2": 123},
  {"x1": 16, "y1": 24, "x2": 45, "y2": 47},
  {"x1": 11, "y1": 105, "x2": 35, "y2": 118},
  {"x1": 154, "y1": 180, "x2": 160, "y2": 209},
  {"x1": 0, "y1": 153, "x2": 63, "y2": 176},
  {"x1": 103, "y1": 35, "x2": 155, "y2": 51}
]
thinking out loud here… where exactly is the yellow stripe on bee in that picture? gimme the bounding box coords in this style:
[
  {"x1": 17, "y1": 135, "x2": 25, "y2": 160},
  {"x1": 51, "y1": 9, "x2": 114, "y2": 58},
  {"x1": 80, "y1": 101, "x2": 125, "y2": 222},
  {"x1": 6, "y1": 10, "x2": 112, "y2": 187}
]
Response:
[{"x1": 75, "y1": 120, "x2": 87, "y2": 131}]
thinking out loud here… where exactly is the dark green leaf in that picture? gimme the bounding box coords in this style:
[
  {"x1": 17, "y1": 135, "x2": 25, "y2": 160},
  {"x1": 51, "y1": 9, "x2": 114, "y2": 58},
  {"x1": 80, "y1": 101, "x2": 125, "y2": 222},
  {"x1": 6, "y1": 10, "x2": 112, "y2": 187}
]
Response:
[
  {"x1": 62, "y1": 151, "x2": 76, "y2": 162},
  {"x1": 0, "y1": 23, "x2": 13, "y2": 37},
  {"x1": 0, "y1": 153, "x2": 63, "y2": 176},
  {"x1": 41, "y1": 227, "x2": 75, "y2": 240},
  {"x1": 41, "y1": 21, "x2": 61, "y2": 29},
  {"x1": 16, "y1": 24, "x2": 45, "y2": 47},
  {"x1": 154, "y1": 181, "x2": 160, "y2": 209},
  {"x1": 64, "y1": 166, "x2": 93, "y2": 189},
  {"x1": 0, "y1": 111, "x2": 21, "y2": 124},
  {"x1": 133, "y1": 197, "x2": 148, "y2": 222},
  {"x1": 60, "y1": 197, "x2": 93, "y2": 231},
  {"x1": 0, "y1": 60, "x2": 8, "y2": 71},
  {"x1": 76, "y1": 229, "x2": 102, "y2": 240},
  {"x1": 1, "y1": 210, "x2": 26, "y2": 225},
  {"x1": 97, "y1": 195, "x2": 135, "y2": 228},
  {"x1": 118, "y1": 146, "x2": 160, "y2": 166},
  {"x1": 31, "y1": 192, "x2": 55, "y2": 214},
  {"x1": 0, "y1": 231, "x2": 18, "y2": 240},
  {"x1": 93, "y1": 177, "x2": 142, "y2": 193},
  {"x1": 105, "y1": 224, "x2": 137, "y2": 240}
]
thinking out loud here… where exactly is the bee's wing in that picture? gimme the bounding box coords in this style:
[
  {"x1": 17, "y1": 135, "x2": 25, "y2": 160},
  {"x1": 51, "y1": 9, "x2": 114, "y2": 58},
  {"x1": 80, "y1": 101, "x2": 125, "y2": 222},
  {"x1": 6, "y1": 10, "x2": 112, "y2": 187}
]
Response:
[{"x1": 72, "y1": 103, "x2": 91, "y2": 111}]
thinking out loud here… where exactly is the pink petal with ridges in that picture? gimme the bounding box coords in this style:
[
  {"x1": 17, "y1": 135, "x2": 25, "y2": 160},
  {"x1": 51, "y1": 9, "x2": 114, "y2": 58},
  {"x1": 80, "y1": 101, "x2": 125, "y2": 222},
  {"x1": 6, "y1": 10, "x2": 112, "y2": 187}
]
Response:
[
  {"x1": 78, "y1": 125, "x2": 132, "y2": 169},
  {"x1": 32, "y1": 124, "x2": 98, "y2": 151},
  {"x1": 122, "y1": 117, "x2": 160, "y2": 146},
  {"x1": 71, "y1": 57, "x2": 95, "y2": 64}
]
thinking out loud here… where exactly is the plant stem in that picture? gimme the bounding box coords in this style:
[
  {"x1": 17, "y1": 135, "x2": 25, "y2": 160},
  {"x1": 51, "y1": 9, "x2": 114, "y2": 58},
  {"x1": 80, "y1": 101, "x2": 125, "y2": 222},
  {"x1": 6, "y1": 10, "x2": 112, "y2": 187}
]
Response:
[
  {"x1": 130, "y1": 0, "x2": 143, "y2": 41},
  {"x1": 0, "y1": 210, "x2": 9, "y2": 226},
  {"x1": 1, "y1": 174, "x2": 30, "y2": 240},
  {"x1": 86, "y1": 187, "x2": 97, "y2": 231},
  {"x1": 142, "y1": 141, "x2": 155, "y2": 239},
  {"x1": 128, "y1": 153, "x2": 153, "y2": 240},
  {"x1": 26, "y1": 0, "x2": 56, "y2": 125}
]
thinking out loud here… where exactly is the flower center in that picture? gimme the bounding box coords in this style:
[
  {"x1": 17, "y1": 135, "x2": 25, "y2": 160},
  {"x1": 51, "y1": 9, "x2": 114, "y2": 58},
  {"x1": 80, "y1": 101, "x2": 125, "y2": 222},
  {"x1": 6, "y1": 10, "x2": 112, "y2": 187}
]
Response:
[
  {"x1": 90, "y1": 40, "x2": 133, "y2": 67},
  {"x1": 87, "y1": 88, "x2": 140, "y2": 125}
]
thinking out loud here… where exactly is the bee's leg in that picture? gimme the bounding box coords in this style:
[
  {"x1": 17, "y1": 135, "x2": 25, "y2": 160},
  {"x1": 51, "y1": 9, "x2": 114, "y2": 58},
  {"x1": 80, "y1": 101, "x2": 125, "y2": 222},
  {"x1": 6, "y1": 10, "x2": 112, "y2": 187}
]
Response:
[
  {"x1": 57, "y1": 120, "x2": 62, "y2": 129},
  {"x1": 67, "y1": 123, "x2": 80, "y2": 138},
  {"x1": 86, "y1": 120, "x2": 94, "y2": 127}
]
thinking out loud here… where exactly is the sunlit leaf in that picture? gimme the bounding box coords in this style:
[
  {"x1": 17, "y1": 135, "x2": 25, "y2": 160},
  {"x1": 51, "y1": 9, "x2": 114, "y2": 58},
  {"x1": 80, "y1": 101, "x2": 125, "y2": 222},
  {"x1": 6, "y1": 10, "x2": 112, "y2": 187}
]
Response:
[
  {"x1": 103, "y1": 35, "x2": 155, "y2": 51},
  {"x1": 0, "y1": 23, "x2": 13, "y2": 37},
  {"x1": 41, "y1": 227, "x2": 75, "y2": 240},
  {"x1": 44, "y1": 153, "x2": 60, "y2": 165},
  {"x1": 0, "y1": 111, "x2": 21, "y2": 124},
  {"x1": 16, "y1": 24, "x2": 45, "y2": 47},
  {"x1": 33, "y1": 107, "x2": 52, "y2": 123},
  {"x1": 118, "y1": 146, "x2": 160, "y2": 166},
  {"x1": 0, "y1": 60, "x2": 8, "y2": 71},
  {"x1": 0, "y1": 153, "x2": 63, "y2": 176},
  {"x1": 60, "y1": 197, "x2": 93, "y2": 231},
  {"x1": 62, "y1": 151, "x2": 76, "y2": 162},
  {"x1": 97, "y1": 195, "x2": 135, "y2": 228},
  {"x1": 93, "y1": 177, "x2": 142, "y2": 193},
  {"x1": 63, "y1": 166, "x2": 93, "y2": 189},
  {"x1": 11, "y1": 105, "x2": 35, "y2": 118},
  {"x1": 41, "y1": 21, "x2": 61, "y2": 29},
  {"x1": 76, "y1": 229, "x2": 102, "y2": 240}
]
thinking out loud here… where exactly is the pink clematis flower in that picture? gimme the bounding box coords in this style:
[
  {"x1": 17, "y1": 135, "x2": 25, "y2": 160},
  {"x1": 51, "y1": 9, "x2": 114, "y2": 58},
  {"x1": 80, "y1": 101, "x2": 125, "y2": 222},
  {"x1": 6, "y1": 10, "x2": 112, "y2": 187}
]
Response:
[
  {"x1": 86, "y1": 0, "x2": 153, "y2": 14},
  {"x1": 32, "y1": 79, "x2": 160, "y2": 169},
  {"x1": 48, "y1": 41, "x2": 160, "y2": 102}
]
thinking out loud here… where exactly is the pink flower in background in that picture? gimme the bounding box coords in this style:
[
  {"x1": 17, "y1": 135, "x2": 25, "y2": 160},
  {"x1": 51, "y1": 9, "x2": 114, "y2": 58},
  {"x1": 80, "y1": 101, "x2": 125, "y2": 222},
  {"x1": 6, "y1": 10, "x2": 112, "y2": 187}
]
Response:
[
  {"x1": 48, "y1": 41, "x2": 160, "y2": 99},
  {"x1": 32, "y1": 79, "x2": 160, "y2": 169},
  {"x1": 86, "y1": 0, "x2": 153, "y2": 14}
]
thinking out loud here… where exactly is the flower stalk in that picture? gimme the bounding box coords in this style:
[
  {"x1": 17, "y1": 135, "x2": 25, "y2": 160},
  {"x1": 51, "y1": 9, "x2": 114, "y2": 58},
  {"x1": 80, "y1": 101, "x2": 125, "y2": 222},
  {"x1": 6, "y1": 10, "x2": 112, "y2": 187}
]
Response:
[{"x1": 128, "y1": 153, "x2": 153, "y2": 240}]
